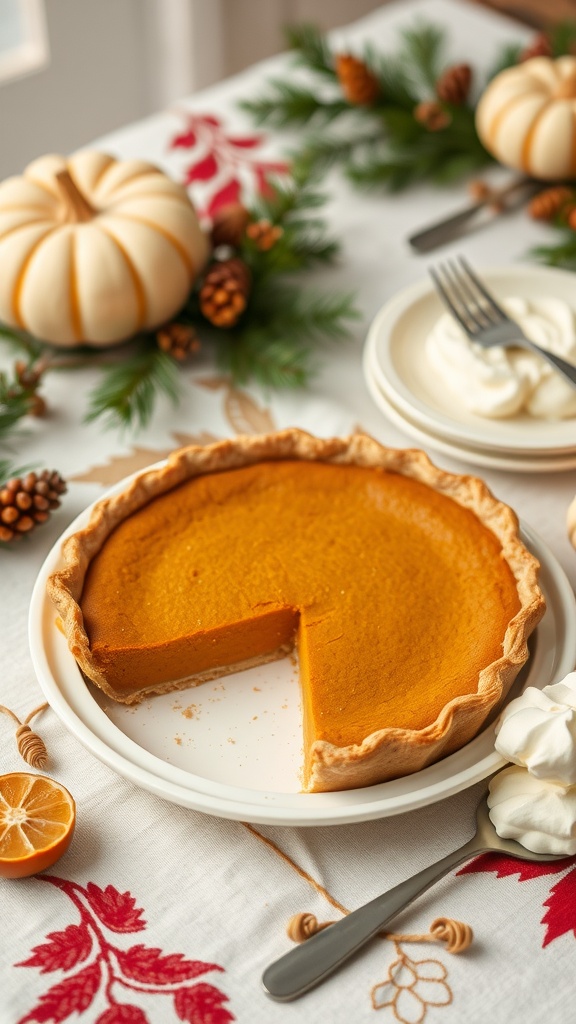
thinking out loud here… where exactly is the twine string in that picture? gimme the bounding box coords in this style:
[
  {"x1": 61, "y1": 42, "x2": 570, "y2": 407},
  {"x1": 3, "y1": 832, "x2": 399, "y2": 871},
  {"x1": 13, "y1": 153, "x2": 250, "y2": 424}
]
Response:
[{"x1": 0, "y1": 702, "x2": 49, "y2": 769}]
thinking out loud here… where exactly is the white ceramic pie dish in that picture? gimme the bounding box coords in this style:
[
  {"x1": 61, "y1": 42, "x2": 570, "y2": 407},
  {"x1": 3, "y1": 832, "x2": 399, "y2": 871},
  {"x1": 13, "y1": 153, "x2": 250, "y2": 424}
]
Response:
[{"x1": 29, "y1": 469, "x2": 576, "y2": 825}]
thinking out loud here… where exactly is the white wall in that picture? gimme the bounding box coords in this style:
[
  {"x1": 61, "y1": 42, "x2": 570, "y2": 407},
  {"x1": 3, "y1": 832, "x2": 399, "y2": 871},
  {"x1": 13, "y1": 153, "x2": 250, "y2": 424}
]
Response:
[{"x1": 0, "y1": 0, "x2": 384, "y2": 179}]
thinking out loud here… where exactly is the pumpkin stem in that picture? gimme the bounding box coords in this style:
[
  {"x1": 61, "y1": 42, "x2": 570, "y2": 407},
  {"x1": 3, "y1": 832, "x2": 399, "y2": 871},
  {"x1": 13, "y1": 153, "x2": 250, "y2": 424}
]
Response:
[
  {"x1": 55, "y1": 169, "x2": 95, "y2": 223},
  {"x1": 554, "y1": 70, "x2": 576, "y2": 100}
]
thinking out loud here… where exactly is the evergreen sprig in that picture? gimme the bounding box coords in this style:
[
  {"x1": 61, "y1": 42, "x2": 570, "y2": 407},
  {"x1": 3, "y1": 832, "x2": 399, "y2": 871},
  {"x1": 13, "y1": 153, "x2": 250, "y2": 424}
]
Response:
[
  {"x1": 241, "y1": 21, "x2": 494, "y2": 190},
  {"x1": 217, "y1": 286, "x2": 358, "y2": 388},
  {"x1": 530, "y1": 229, "x2": 576, "y2": 272},
  {"x1": 85, "y1": 343, "x2": 181, "y2": 432}
]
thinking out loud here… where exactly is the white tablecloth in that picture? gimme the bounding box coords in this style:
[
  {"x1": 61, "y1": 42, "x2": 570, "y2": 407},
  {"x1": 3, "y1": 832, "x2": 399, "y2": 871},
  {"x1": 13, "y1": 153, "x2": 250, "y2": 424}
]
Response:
[{"x1": 3, "y1": 2, "x2": 576, "y2": 1022}]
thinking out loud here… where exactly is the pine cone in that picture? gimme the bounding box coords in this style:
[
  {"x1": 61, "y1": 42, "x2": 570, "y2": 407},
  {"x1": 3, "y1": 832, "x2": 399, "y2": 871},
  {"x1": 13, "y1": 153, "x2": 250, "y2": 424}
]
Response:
[
  {"x1": 0, "y1": 470, "x2": 66, "y2": 543},
  {"x1": 414, "y1": 100, "x2": 451, "y2": 131},
  {"x1": 157, "y1": 322, "x2": 201, "y2": 361},
  {"x1": 199, "y1": 258, "x2": 251, "y2": 328},
  {"x1": 436, "y1": 63, "x2": 472, "y2": 105},
  {"x1": 528, "y1": 186, "x2": 575, "y2": 221},
  {"x1": 520, "y1": 33, "x2": 552, "y2": 62},
  {"x1": 335, "y1": 54, "x2": 380, "y2": 106},
  {"x1": 246, "y1": 219, "x2": 284, "y2": 252},
  {"x1": 210, "y1": 203, "x2": 250, "y2": 249}
]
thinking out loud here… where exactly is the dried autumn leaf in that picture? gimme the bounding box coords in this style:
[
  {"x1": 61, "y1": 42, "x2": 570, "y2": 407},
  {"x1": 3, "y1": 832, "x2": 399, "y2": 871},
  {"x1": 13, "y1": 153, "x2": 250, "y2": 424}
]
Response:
[{"x1": 224, "y1": 388, "x2": 276, "y2": 436}]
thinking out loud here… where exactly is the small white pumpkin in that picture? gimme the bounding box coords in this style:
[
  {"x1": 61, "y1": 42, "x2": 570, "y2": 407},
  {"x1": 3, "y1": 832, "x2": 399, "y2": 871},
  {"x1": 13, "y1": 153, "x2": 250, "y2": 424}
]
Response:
[
  {"x1": 475, "y1": 55, "x2": 576, "y2": 180},
  {"x1": 0, "y1": 151, "x2": 209, "y2": 347}
]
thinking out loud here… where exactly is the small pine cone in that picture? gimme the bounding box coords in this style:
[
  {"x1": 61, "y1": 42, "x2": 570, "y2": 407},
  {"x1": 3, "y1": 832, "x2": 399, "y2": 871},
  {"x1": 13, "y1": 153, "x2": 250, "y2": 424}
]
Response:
[
  {"x1": 210, "y1": 202, "x2": 250, "y2": 249},
  {"x1": 157, "y1": 322, "x2": 201, "y2": 361},
  {"x1": 335, "y1": 54, "x2": 380, "y2": 106},
  {"x1": 246, "y1": 219, "x2": 284, "y2": 252},
  {"x1": 0, "y1": 470, "x2": 66, "y2": 543},
  {"x1": 199, "y1": 257, "x2": 251, "y2": 328},
  {"x1": 414, "y1": 100, "x2": 451, "y2": 131},
  {"x1": 520, "y1": 33, "x2": 552, "y2": 62},
  {"x1": 528, "y1": 186, "x2": 576, "y2": 221},
  {"x1": 436, "y1": 63, "x2": 472, "y2": 105}
]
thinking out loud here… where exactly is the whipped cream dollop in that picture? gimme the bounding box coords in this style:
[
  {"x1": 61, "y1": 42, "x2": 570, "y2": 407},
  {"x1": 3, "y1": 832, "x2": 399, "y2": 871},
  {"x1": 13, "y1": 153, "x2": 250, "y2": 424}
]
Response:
[
  {"x1": 494, "y1": 672, "x2": 576, "y2": 786},
  {"x1": 488, "y1": 765, "x2": 576, "y2": 856},
  {"x1": 488, "y1": 672, "x2": 576, "y2": 855},
  {"x1": 425, "y1": 295, "x2": 576, "y2": 419}
]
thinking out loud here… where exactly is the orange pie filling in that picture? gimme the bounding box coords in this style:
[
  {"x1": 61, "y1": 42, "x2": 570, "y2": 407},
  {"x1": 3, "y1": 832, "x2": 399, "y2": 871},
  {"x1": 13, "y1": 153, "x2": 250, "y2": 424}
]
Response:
[{"x1": 48, "y1": 433, "x2": 544, "y2": 792}]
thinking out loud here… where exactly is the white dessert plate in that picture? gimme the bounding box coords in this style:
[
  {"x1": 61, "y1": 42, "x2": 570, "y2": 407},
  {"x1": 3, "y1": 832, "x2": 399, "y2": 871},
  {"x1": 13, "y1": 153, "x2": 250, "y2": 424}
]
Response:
[
  {"x1": 363, "y1": 347, "x2": 576, "y2": 473},
  {"x1": 30, "y1": 482, "x2": 576, "y2": 825},
  {"x1": 366, "y1": 264, "x2": 576, "y2": 456}
]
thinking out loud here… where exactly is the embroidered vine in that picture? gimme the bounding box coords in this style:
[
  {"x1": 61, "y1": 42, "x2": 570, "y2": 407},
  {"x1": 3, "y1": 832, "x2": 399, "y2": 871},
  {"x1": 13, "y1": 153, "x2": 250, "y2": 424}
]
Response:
[{"x1": 15, "y1": 876, "x2": 234, "y2": 1024}]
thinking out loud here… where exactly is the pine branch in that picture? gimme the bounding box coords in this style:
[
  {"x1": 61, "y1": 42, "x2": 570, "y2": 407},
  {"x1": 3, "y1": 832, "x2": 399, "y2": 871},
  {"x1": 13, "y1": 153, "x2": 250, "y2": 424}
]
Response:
[
  {"x1": 285, "y1": 23, "x2": 334, "y2": 77},
  {"x1": 398, "y1": 22, "x2": 446, "y2": 93},
  {"x1": 530, "y1": 231, "x2": 576, "y2": 271},
  {"x1": 240, "y1": 84, "x2": 348, "y2": 128},
  {"x1": 217, "y1": 284, "x2": 358, "y2": 389},
  {"x1": 218, "y1": 330, "x2": 313, "y2": 388},
  {"x1": 85, "y1": 343, "x2": 181, "y2": 431}
]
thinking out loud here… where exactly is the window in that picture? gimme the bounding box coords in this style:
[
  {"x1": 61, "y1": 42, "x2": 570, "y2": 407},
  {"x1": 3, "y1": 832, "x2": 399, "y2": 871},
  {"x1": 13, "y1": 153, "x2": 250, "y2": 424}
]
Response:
[{"x1": 0, "y1": 0, "x2": 49, "y2": 84}]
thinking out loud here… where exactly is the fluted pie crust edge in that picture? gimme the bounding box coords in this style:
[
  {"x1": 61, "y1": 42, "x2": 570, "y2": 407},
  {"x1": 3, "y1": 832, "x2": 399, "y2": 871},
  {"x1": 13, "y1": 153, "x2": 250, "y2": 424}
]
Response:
[{"x1": 48, "y1": 429, "x2": 545, "y2": 793}]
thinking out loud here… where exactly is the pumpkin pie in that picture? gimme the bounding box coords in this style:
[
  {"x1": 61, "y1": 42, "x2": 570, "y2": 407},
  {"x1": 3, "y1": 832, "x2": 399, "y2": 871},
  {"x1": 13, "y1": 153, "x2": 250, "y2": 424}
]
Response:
[{"x1": 48, "y1": 430, "x2": 545, "y2": 792}]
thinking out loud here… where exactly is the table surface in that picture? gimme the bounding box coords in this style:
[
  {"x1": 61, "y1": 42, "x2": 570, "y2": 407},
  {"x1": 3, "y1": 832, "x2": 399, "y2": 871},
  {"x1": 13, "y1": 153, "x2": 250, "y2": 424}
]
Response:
[{"x1": 3, "y1": 2, "x2": 576, "y2": 1022}]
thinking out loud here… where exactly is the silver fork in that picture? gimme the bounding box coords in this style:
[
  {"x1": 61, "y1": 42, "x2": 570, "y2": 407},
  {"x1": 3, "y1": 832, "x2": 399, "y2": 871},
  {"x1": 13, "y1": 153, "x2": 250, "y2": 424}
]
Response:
[{"x1": 429, "y1": 256, "x2": 576, "y2": 389}]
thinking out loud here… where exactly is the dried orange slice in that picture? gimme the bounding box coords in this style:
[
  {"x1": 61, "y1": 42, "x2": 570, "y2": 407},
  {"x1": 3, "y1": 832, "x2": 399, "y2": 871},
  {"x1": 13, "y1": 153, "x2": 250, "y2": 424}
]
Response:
[{"x1": 0, "y1": 772, "x2": 76, "y2": 878}]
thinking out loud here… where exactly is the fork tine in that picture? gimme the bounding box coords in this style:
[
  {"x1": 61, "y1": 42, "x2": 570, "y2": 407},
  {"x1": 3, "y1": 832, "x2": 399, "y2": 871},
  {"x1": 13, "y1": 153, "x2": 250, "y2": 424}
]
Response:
[
  {"x1": 429, "y1": 265, "x2": 473, "y2": 336},
  {"x1": 457, "y1": 256, "x2": 508, "y2": 323},
  {"x1": 443, "y1": 260, "x2": 490, "y2": 331}
]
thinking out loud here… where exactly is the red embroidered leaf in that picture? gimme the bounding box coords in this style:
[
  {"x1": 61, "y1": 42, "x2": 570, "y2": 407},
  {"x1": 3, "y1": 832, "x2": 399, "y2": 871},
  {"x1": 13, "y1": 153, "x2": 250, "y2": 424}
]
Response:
[
  {"x1": 16, "y1": 923, "x2": 92, "y2": 974},
  {"x1": 225, "y1": 135, "x2": 262, "y2": 149},
  {"x1": 84, "y1": 883, "x2": 146, "y2": 933},
  {"x1": 170, "y1": 129, "x2": 197, "y2": 149},
  {"x1": 95, "y1": 1005, "x2": 150, "y2": 1024},
  {"x1": 197, "y1": 115, "x2": 222, "y2": 127},
  {"x1": 116, "y1": 944, "x2": 224, "y2": 985},
  {"x1": 17, "y1": 960, "x2": 102, "y2": 1024},
  {"x1": 174, "y1": 983, "x2": 234, "y2": 1024},
  {"x1": 541, "y1": 868, "x2": 576, "y2": 946},
  {"x1": 185, "y1": 153, "x2": 220, "y2": 184},
  {"x1": 206, "y1": 178, "x2": 242, "y2": 218},
  {"x1": 457, "y1": 852, "x2": 573, "y2": 881}
]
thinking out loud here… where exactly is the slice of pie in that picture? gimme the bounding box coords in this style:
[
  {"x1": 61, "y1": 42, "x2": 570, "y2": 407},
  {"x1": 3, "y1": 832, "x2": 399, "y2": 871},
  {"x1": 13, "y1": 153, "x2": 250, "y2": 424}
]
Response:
[{"x1": 48, "y1": 430, "x2": 545, "y2": 793}]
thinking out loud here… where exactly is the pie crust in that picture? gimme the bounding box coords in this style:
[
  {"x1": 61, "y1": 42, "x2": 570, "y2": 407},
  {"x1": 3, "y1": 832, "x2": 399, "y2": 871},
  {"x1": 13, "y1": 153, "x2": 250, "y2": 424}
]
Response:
[{"x1": 48, "y1": 430, "x2": 545, "y2": 792}]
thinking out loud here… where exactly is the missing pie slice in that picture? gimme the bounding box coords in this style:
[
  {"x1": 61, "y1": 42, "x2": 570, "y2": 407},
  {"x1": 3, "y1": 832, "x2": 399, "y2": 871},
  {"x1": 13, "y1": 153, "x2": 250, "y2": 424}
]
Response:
[{"x1": 48, "y1": 430, "x2": 545, "y2": 792}]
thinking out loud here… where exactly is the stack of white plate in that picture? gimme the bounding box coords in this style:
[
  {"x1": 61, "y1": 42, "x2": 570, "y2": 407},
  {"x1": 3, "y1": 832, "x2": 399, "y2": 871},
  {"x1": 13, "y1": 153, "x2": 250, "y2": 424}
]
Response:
[{"x1": 363, "y1": 265, "x2": 576, "y2": 473}]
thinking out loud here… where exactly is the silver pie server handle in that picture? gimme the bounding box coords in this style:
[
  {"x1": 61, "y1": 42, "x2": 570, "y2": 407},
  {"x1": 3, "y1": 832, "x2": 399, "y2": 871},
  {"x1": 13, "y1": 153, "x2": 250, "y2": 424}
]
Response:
[{"x1": 261, "y1": 834, "x2": 482, "y2": 1002}]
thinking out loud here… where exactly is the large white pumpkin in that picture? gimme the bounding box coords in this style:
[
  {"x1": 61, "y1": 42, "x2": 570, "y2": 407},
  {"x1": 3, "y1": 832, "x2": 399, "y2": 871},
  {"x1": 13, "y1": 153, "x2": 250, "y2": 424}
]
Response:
[
  {"x1": 475, "y1": 56, "x2": 576, "y2": 180},
  {"x1": 0, "y1": 151, "x2": 209, "y2": 347}
]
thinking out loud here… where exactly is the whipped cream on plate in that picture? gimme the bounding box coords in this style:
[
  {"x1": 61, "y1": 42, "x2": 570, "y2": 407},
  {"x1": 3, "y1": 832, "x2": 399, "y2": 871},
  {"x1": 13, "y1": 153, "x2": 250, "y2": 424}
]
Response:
[
  {"x1": 494, "y1": 672, "x2": 576, "y2": 786},
  {"x1": 425, "y1": 295, "x2": 576, "y2": 419},
  {"x1": 489, "y1": 672, "x2": 576, "y2": 855},
  {"x1": 488, "y1": 765, "x2": 576, "y2": 856}
]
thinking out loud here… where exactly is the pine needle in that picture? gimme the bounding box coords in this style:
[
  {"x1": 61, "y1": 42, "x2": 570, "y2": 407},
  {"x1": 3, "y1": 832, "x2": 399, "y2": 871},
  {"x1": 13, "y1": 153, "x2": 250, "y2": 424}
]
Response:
[
  {"x1": 285, "y1": 23, "x2": 334, "y2": 77},
  {"x1": 85, "y1": 344, "x2": 181, "y2": 432}
]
